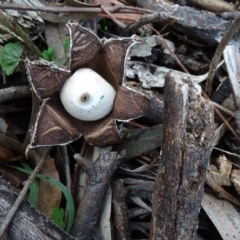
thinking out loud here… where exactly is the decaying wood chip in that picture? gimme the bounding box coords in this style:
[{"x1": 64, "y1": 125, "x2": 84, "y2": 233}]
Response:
[{"x1": 150, "y1": 74, "x2": 214, "y2": 240}]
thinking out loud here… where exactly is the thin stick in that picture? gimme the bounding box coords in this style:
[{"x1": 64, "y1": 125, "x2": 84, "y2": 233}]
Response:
[
  {"x1": 0, "y1": 148, "x2": 49, "y2": 237},
  {"x1": 0, "y1": 3, "x2": 154, "y2": 14},
  {"x1": 150, "y1": 25, "x2": 189, "y2": 74},
  {"x1": 123, "y1": 12, "x2": 177, "y2": 36},
  {"x1": 101, "y1": 5, "x2": 126, "y2": 28},
  {"x1": 0, "y1": 86, "x2": 30, "y2": 103},
  {"x1": 202, "y1": 91, "x2": 240, "y2": 142},
  {"x1": 212, "y1": 101, "x2": 235, "y2": 117},
  {"x1": 205, "y1": 14, "x2": 240, "y2": 96},
  {"x1": 206, "y1": 171, "x2": 240, "y2": 207},
  {"x1": 71, "y1": 140, "x2": 87, "y2": 196}
]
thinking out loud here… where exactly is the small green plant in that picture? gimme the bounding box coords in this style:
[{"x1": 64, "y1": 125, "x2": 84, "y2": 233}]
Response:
[
  {"x1": 42, "y1": 47, "x2": 55, "y2": 61},
  {"x1": 51, "y1": 207, "x2": 66, "y2": 229},
  {"x1": 0, "y1": 42, "x2": 24, "y2": 76},
  {"x1": 3, "y1": 162, "x2": 74, "y2": 233},
  {"x1": 0, "y1": 37, "x2": 70, "y2": 76}
]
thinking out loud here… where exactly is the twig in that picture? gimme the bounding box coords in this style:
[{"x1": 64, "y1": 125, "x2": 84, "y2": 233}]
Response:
[
  {"x1": 205, "y1": 14, "x2": 240, "y2": 96},
  {"x1": 0, "y1": 86, "x2": 30, "y2": 103},
  {"x1": 0, "y1": 132, "x2": 22, "y2": 153},
  {"x1": 71, "y1": 147, "x2": 125, "y2": 239},
  {"x1": 0, "y1": 3, "x2": 154, "y2": 14},
  {"x1": 206, "y1": 171, "x2": 240, "y2": 207},
  {"x1": 71, "y1": 139, "x2": 87, "y2": 196},
  {"x1": 211, "y1": 101, "x2": 235, "y2": 117},
  {"x1": 202, "y1": 91, "x2": 240, "y2": 142},
  {"x1": 122, "y1": 13, "x2": 189, "y2": 73},
  {"x1": 128, "y1": 121, "x2": 147, "y2": 129},
  {"x1": 0, "y1": 147, "x2": 49, "y2": 237},
  {"x1": 150, "y1": 25, "x2": 189, "y2": 74},
  {"x1": 22, "y1": 92, "x2": 40, "y2": 151},
  {"x1": 60, "y1": 145, "x2": 72, "y2": 227},
  {"x1": 101, "y1": 5, "x2": 126, "y2": 28},
  {"x1": 123, "y1": 12, "x2": 176, "y2": 36}
]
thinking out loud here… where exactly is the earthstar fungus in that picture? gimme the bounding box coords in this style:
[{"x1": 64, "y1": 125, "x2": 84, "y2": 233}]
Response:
[{"x1": 26, "y1": 22, "x2": 150, "y2": 147}]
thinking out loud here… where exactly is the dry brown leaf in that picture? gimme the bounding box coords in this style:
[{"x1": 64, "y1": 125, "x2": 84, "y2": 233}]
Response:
[
  {"x1": 36, "y1": 157, "x2": 61, "y2": 217},
  {"x1": 208, "y1": 155, "x2": 232, "y2": 186}
]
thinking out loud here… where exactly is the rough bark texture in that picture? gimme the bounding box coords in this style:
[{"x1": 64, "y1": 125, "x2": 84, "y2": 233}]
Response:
[
  {"x1": 70, "y1": 147, "x2": 125, "y2": 240},
  {"x1": 112, "y1": 180, "x2": 131, "y2": 240},
  {"x1": 0, "y1": 177, "x2": 76, "y2": 240},
  {"x1": 150, "y1": 75, "x2": 214, "y2": 240},
  {"x1": 125, "y1": 0, "x2": 230, "y2": 45}
]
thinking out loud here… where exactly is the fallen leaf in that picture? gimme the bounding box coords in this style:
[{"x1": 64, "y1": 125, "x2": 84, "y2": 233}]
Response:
[
  {"x1": 208, "y1": 155, "x2": 232, "y2": 186},
  {"x1": 36, "y1": 157, "x2": 61, "y2": 217},
  {"x1": 202, "y1": 192, "x2": 240, "y2": 240},
  {"x1": 113, "y1": 124, "x2": 162, "y2": 160}
]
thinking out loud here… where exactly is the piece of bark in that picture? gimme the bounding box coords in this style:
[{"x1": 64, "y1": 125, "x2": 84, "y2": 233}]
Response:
[
  {"x1": 150, "y1": 75, "x2": 214, "y2": 240},
  {"x1": 0, "y1": 177, "x2": 76, "y2": 240}
]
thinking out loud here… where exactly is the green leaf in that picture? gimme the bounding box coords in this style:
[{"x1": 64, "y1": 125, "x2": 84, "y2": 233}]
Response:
[
  {"x1": 63, "y1": 37, "x2": 70, "y2": 56},
  {"x1": 21, "y1": 162, "x2": 39, "y2": 206},
  {"x1": 3, "y1": 163, "x2": 74, "y2": 233},
  {"x1": 42, "y1": 47, "x2": 55, "y2": 61},
  {"x1": 113, "y1": 125, "x2": 163, "y2": 160},
  {"x1": 0, "y1": 42, "x2": 24, "y2": 76},
  {"x1": 51, "y1": 207, "x2": 65, "y2": 229}
]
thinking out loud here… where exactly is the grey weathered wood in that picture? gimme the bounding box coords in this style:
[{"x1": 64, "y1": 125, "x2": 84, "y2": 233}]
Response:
[
  {"x1": 0, "y1": 177, "x2": 76, "y2": 240},
  {"x1": 150, "y1": 75, "x2": 214, "y2": 240},
  {"x1": 224, "y1": 44, "x2": 240, "y2": 109},
  {"x1": 223, "y1": 43, "x2": 240, "y2": 135},
  {"x1": 127, "y1": 0, "x2": 230, "y2": 45}
]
